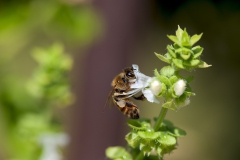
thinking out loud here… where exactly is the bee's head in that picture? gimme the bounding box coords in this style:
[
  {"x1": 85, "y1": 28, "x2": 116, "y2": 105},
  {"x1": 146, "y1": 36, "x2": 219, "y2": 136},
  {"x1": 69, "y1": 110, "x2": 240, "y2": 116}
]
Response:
[{"x1": 124, "y1": 67, "x2": 136, "y2": 80}]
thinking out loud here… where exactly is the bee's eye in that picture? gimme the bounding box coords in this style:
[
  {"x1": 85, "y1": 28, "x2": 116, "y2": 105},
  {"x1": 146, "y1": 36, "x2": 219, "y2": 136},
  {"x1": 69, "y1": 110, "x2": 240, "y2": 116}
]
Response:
[{"x1": 127, "y1": 72, "x2": 134, "y2": 77}]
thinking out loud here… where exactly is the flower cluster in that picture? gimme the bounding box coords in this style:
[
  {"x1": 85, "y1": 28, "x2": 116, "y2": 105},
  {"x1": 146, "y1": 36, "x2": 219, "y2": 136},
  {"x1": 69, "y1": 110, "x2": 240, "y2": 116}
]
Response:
[
  {"x1": 155, "y1": 26, "x2": 211, "y2": 71},
  {"x1": 124, "y1": 65, "x2": 194, "y2": 111}
]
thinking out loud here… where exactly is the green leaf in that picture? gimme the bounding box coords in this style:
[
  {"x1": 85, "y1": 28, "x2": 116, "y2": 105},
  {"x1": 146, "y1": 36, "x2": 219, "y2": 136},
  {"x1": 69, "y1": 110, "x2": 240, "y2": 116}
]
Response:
[
  {"x1": 140, "y1": 143, "x2": 152, "y2": 156},
  {"x1": 138, "y1": 131, "x2": 160, "y2": 140},
  {"x1": 154, "y1": 52, "x2": 170, "y2": 63},
  {"x1": 157, "y1": 83, "x2": 166, "y2": 97},
  {"x1": 127, "y1": 120, "x2": 151, "y2": 131},
  {"x1": 169, "y1": 76, "x2": 178, "y2": 85},
  {"x1": 181, "y1": 28, "x2": 190, "y2": 47},
  {"x1": 167, "y1": 45, "x2": 176, "y2": 58},
  {"x1": 190, "y1": 33, "x2": 203, "y2": 46},
  {"x1": 176, "y1": 25, "x2": 183, "y2": 40},
  {"x1": 158, "y1": 132, "x2": 177, "y2": 146},
  {"x1": 184, "y1": 59, "x2": 200, "y2": 67},
  {"x1": 180, "y1": 52, "x2": 191, "y2": 60},
  {"x1": 162, "y1": 100, "x2": 177, "y2": 110},
  {"x1": 154, "y1": 69, "x2": 161, "y2": 77},
  {"x1": 106, "y1": 146, "x2": 132, "y2": 160},
  {"x1": 184, "y1": 91, "x2": 195, "y2": 96},
  {"x1": 125, "y1": 132, "x2": 141, "y2": 148},
  {"x1": 172, "y1": 59, "x2": 185, "y2": 69},
  {"x1": 167, "y1": 35, "x2": 179, "y2": 45},
  {"x1": 168, "y1": 127, "x2": 187, "y2": 137},
  {"x1": 198, "y1": 60, "x2": 212, "y2": 68},
  {"x1": 192, "y1": 46, "x2": 203, "y2": 59},
  {"x1": 156, "y1": 146, "x2": 163, "y2": 157},
  {"x1": 157, "y1": 75, "x2": 171, "y2": 87}
]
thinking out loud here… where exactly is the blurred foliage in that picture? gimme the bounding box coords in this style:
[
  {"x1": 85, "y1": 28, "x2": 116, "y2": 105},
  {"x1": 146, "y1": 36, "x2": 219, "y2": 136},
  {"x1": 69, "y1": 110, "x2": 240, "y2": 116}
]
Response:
[
  {"x1": 0, "y1": 0, "x2": 101, "y2": 159},
  {"x1": 28, "y1": 43, "x2": 74, "y2": 107},
  {"x1": 0, "y1": 0, "x2": 101, "y2": 63},
  {"x1": 0, "y1": 44, "x2": 73, "y2": 160}
]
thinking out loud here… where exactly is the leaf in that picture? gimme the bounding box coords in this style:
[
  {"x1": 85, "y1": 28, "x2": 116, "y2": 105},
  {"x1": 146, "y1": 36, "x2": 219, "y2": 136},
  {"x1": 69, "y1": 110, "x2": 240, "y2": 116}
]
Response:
[
  {"x1": 106, "y1": 146, "x2": 132, "y2": 160},
  {"x1": 184, "y1": 59, "x2": 200, "y2": 67},
  {"x1": 154, "y1": 69, "x2": 160, "y2": 77},
  {"x1": 127, "y1": 120, "x2": 151, "y2": 130},
  {"x1": 198, "y1": 60, "x2": 212, "y2": 68},
  {"x1": 158, "y1": 132, "x2": 177, "y2": 146},
  {"x1": 190, "y1": 33, "x2": 203, "y2": 46},
  {"x1": 180, "y1": 52, "x2": 191, "y2": 60},
  {"x1": 138, "y1": 131, "x2": 161, "y2": 140},
  {"x1": 168, "y1": 127, "x2": 187, "y2": 137},
  {"x1": 154, "y1": 52, "x2": 170, "y2": 63},
  {"x1": 192, "y1": 46, "x2": 203, "y2": 59},
  {"x1": 167, "y1": 45, "x2": 176, "y2": 58},
  {"x1": 176, "y1": 25, "x2": 183, "y2": 40},
  {"x1": 169, "y1": 76, "x2": 178, "y2": 85},
  {"x1": 158, "y1": 75, "x2": 171, "y2": 87},
  {"x1": 162, "y1": 100, "x2": 177, "y2": 110},
  {"x1": 125, "y1": 132, "x2": 141, "y2": 148},
  {"x1": 167, "y1": 35, "x2": 179, "y2": 45},
  {"x1": 181, "y1": 28, "x2": 190, "y2": 47},
  {"x1": 172, "y1": 59, "x2": 185, "y2": 69}
]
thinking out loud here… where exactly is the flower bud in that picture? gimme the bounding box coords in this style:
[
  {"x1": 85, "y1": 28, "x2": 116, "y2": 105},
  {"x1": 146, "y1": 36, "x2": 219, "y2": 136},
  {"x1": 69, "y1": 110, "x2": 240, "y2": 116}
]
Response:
[
  {"x1": 174, "y1": 79, "x2": 186, "y2": 96},
  {"x1": 150, "y1": 79, "x2": 162, "y2": 96}
]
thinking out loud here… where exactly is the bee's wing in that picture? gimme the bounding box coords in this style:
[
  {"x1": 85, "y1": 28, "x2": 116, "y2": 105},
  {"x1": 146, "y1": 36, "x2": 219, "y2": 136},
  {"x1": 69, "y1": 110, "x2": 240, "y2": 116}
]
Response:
[{"x1": 103, "y1": 88, "x2": 115, "y2": 113}]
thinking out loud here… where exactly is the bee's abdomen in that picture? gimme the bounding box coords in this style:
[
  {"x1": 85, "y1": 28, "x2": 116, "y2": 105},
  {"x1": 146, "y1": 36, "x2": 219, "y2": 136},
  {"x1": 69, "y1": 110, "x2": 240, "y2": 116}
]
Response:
[
  {"x1": 113, "y1": 97, "x2": 140, "y2": 119},
  {"x1": 125, "y1": 101, "x2": 139, "y2": 119}
]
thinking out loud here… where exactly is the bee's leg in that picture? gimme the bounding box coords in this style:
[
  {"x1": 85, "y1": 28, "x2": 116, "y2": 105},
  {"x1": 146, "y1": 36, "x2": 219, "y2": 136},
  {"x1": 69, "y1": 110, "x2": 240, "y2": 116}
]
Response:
[{"x1": 133, "y1": 94, "x2": 146, "y2": 101}]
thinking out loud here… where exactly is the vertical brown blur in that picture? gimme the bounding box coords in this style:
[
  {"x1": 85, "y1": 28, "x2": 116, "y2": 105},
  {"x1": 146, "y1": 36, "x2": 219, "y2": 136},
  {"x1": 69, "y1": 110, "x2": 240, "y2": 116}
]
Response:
[{"x1": 67, "y1": 0, "x2": 149, "y2": 159}]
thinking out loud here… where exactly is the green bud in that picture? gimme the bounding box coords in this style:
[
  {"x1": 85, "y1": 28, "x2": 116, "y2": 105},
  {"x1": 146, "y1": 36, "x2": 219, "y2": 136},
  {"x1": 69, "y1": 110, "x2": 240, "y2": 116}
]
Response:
[
  {"x1": 155, "y1": 26, "x2": 211, "y2": 71},
  {"x1": 160, "y1": 66, "x2": 175, "y2": 78}
]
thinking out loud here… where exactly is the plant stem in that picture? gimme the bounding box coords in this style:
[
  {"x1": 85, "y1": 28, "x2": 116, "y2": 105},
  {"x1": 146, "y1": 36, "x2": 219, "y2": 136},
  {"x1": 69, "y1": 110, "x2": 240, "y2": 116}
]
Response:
[{"x1": 154, "y1": 107, "x2": 168, "y2": 131}]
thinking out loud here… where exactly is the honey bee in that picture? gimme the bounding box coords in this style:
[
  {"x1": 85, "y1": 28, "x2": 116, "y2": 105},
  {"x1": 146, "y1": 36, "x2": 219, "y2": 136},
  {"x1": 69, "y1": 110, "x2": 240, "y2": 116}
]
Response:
[{"x1": 105, "y1": 66, "x2": 145, "y2": 119}]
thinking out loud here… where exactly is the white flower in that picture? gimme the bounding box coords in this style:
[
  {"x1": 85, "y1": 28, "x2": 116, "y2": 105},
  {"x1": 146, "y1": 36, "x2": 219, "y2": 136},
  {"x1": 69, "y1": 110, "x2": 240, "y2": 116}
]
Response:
[
  {"x1": 123, "y1": 64, "x2": 160, "y2": 104},
  {"x1": 38, "y1": 133, "x2": 70, "y2": 160},
  {"x1": 174, "y1": 79, "x2": 186, "y2": 96},
  {"x1": 150, "y1": 79, "x2": 162, "y2": 96}
]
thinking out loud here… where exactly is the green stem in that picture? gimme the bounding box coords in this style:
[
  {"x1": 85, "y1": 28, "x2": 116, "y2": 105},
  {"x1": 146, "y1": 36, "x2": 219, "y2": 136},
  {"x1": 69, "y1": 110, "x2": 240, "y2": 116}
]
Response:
[{"x1": 154, "y1": 107, "x2": 168, "y2": 131}]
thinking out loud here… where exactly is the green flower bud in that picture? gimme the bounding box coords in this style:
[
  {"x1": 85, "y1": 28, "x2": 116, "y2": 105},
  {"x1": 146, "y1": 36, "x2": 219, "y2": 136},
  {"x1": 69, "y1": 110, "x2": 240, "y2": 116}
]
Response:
[{"x1": 155, "y1": 26, "x2": 211, "y2": 71}]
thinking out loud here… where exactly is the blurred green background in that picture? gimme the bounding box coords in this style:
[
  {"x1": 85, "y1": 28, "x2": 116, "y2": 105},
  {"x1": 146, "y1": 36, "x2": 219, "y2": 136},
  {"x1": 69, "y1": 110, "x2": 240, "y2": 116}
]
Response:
[{"x1": 0, "y1": 0, "x2": 240, "y2": 160}]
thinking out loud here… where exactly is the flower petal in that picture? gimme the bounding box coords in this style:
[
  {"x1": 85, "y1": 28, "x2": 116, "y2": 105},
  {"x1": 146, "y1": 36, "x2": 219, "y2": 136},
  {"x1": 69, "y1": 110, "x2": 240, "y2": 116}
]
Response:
[
  {"x1": 142, "y1": 89, "x2": 160, "y2": 104},
  {"x1": 131, "y1": 64, "x2": 152, "y2": 89},
  {"x1": 174, "y1": 79, "x2": 186, "y2": 96}
]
